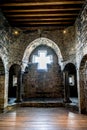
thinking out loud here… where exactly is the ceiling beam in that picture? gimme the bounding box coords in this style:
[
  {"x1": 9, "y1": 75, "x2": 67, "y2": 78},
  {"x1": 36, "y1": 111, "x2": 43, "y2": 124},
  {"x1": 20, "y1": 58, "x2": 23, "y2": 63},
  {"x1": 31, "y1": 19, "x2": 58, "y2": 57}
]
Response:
[
  {"x1": 6, "y1": 13, "x2": 78, "y2": 17},
  {"x1": 3, "y1": 8, "x2": 81, "y2": 13},
  {"x1": 12, "y1": 21, "x2": 73, "y2": 25},
  {"x1": 0, "y1": 1, "x2": 84, "y2": 7},
  {"x1": 9, "y1": 17, "x2": 75, "y2": 22}
]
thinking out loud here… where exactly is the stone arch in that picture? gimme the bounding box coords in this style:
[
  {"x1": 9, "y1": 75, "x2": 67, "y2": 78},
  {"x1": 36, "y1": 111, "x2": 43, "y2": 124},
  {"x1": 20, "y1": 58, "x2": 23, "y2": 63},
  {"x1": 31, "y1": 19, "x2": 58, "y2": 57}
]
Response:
[
  {"x1": 63, "y1": 63, "x2": 78, "y2": 103},
  {"x1": 22, "y1": 37, "x2": 63, "y2": 72},
  {"x1": 0, "y1": 45, "x2": 8, "y2": 71},
  {"x1": 8, "y1": 64, "x2": 21, "y2": 103},
  {"x1": 79, "y1": 54, "x2": 87, "y2": 114},
  {"x1": 22, "y1": 45, "x2": 63, "y2": 99}
]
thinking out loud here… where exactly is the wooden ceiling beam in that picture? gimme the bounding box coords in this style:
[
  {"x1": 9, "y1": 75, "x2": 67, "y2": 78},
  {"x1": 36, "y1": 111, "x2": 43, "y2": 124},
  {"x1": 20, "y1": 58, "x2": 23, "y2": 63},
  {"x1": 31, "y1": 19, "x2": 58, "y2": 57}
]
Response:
[
  {"x1": 10, "y1": 20, "x2": 74, "y2": 24},
  {"x1": 0, "y1": 5, "x2": 83, "y2": 10},
  {"x1": 9, "y1": 17, "x2": 75, "y2": 22},
  {"x1": 3, "y1": 8, "x2": 81, "y2": 13},
  {"x1": 0, "y1": 1, "x2": 84, "y2": 7},
  {"x1": 6, "y1": 13, "x2": 78, "y2": 17},
  {"x1": 0, "y1": 0, "x2": 85, "y2": 3},
  {"x1": 12, "y1": 21, "x2": 73, "y2": 25},
  {"x1": 0, "y1": 0, "x2": 85, "y2": 29}
]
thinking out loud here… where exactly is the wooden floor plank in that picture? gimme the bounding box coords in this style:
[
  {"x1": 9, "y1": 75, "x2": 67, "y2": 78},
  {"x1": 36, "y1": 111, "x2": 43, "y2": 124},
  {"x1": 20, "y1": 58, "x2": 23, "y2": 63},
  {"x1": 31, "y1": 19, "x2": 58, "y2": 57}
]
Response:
[{"x1": 0, "y1": 107, "x2": 87, "y2": 130}]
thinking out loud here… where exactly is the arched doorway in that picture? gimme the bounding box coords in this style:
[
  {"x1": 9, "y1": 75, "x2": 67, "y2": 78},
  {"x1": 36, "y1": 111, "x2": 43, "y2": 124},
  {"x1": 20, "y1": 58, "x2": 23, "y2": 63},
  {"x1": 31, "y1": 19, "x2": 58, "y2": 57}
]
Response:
[
  {"x1": 8, "y1": 64, "x2": 21, "y2": 104},
  {"x1": 0, "y1": 57, "x2": 5, "y2": 111},
  {"x1": 79, "y1": 54, "x2": 87, "y2": 114},
  {"x1": 23, "y1": 45, "x2": 63, "y2": 100},
  {"x1": 63, "y1": 63, "x2": 78, "y2": 103}
]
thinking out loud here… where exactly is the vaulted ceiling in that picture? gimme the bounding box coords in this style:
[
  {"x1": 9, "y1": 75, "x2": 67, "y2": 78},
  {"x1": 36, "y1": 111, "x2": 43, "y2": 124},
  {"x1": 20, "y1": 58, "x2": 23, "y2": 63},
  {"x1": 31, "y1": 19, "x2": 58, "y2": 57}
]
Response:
[{"x1": 0, "y1": 0, "x2": 85, "y2": 30}]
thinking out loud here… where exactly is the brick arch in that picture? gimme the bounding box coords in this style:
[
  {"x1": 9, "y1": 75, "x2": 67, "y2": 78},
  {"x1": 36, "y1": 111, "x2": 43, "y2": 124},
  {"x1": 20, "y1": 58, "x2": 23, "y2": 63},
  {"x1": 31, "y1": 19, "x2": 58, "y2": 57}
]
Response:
[
  {"x1": 0, "y1": 45, "x2": 8, "y2": 72},
  {"x1": 22, "y1": 37, "x2": 63, "y2": 72},
  {"x1": 79, "y1": 54, "x2": 87, "y2": 114}
]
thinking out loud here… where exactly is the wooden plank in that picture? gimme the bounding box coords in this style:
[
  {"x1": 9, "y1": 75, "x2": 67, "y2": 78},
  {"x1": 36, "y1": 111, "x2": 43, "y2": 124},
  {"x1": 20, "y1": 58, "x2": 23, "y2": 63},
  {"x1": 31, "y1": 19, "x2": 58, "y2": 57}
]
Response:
[
  {"x1": 0, "y1": 107, "x2": 87, "y2": 130},
  {"x1": 0, "y1": 1, "x2": 84, "y2": 7},
  {"x1": 13, "y1": 21, "x2": 73, "y2": 24},
  {"x1": 3, "y1": 8, "x2": 81, "y2": 13},
  {"x1": 9, "y1": 18, "x2": 75, "y2": 22},
  {"x1": 6, "y1": 13, "x2": 78, "y2": 17},
  {"x1": 0, "y1": 0, "x2": 85, "y2": 3},
  {"x1": 0, "y1": 4, "x2": 83, "y2": 10}
]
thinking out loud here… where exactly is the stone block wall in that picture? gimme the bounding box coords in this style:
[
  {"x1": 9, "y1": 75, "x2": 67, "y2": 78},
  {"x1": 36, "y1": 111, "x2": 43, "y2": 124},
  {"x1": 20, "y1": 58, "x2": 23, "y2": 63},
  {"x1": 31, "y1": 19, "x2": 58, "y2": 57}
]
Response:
[
  {"x1": 75, "y1": 1, "x2": 87, "y2": 113},
  {"x1": 75, "y1": 2, "x2": 87, "y2": 69}
]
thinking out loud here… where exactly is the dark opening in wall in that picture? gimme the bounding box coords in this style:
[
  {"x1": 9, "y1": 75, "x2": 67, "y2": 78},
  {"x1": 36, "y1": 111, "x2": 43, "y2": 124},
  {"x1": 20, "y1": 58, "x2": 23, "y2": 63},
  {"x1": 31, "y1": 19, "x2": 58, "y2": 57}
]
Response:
[{"x1": 8, "y1": 64, "x2": 21, "y2": 103}]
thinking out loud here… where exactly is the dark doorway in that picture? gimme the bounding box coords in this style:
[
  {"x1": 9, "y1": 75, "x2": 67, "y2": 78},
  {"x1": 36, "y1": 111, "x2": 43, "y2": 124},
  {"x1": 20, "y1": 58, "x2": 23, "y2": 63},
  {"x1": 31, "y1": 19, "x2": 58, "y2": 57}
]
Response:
[
  {"x1": 63, "y1": 63, "x2": 78, "y2": 102},
  {"x1": 8, "y1": 64, "x2": 20, "y2": 104}
]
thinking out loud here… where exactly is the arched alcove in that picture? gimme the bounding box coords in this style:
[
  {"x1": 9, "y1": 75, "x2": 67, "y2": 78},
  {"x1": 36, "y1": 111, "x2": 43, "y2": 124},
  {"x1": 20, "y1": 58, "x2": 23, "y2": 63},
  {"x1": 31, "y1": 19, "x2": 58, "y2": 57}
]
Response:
[
  {"x1": 22, "y1": 37, "x2": 63, "y2": 72},
  {"x1": 23, "y1": 45, "x2": 63, "y2": 99},
  {"x1": 22, "y1": 37, "x2": 63, "y2": 98},
  {"x1": 0, "y1": 57, "x2": 5, "y2": 110},
  {"x1": 8, "y1": 64, "x2": 21, "y2": 104},
  {"x1": 63, "y1": 63, "x2": 78, "y2": 103},
  {"x1": 79, "y1": 54, "x2": 87, "y2": 114}
]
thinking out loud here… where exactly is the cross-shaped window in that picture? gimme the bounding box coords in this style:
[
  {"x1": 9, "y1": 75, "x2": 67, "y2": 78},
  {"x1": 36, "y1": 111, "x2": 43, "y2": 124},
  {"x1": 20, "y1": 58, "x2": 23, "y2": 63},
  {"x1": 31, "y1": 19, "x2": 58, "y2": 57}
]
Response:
[{"x1": 32, "y1": 50, "x2": 53, "y2": 70}]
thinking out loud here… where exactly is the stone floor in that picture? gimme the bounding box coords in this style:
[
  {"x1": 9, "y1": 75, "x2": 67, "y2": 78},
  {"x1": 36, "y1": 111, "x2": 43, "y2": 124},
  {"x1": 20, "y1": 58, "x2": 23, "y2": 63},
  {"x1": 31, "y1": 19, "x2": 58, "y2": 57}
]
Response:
[{"x1": 0, "y1": 107, "x2": 87, "y2": 130}]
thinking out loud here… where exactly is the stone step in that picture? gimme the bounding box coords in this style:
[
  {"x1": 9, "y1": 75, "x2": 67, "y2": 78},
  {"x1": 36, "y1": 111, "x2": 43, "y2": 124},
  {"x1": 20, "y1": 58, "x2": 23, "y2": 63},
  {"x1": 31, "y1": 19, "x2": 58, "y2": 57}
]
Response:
[
  {"x1": 20, "y1": 101, "x2": 64, "y2": 107},
  {"x1": 19, "y1": 98, "x2": 64, "y2": 107}
]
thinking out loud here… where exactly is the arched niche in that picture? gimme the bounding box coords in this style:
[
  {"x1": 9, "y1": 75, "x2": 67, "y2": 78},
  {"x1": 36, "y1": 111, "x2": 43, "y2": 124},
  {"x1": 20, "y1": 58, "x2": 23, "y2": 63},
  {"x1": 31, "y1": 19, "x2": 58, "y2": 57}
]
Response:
[
  {"x1": 63, "y1": 63, "x2": 78, "y2": 103},
  {"x1": 79, "y1": 54, "x2": 87, "y2": 114},
  {"x1": 0, "y1": 57, "x2": 5, "y2": 111},
  {"x1": 8, "y1": 64, "x2": 21, "y2": 104},
  {"x1": 22, "y1": 37, "x2": 63, "y2": 72},
  {"x1": 22, "y1": 45, "x2": 63, "y2": 99}
]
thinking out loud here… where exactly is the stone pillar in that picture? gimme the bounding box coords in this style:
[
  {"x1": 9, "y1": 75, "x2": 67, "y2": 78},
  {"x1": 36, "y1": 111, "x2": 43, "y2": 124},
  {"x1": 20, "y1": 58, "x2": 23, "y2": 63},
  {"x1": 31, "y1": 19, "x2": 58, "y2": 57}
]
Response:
[
  {"x1": 0, "y1": 75, "x2": 5, "y2": 112},
  {"x1": 15, "y1": 70, "x2": 22, "y2": 102},
  {"x1": 63, "y1": 71, "x2": 71, "y2": 103},
  {"x1": 79, "y1": 69, "x2": 86, "y2": 114},
  {"x1": 77, "y1": 69, "x2": 81, "y2": 113}
]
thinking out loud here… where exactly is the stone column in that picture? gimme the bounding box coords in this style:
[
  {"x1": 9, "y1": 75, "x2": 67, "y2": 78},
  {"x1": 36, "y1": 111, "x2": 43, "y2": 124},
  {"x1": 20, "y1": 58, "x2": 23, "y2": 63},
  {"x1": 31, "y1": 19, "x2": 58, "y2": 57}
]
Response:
[
  {"x1": 15, "y1": 70, "x2": 22, "y2": 102},
  {"x1": 63, "y1": 71, "x2": 71, "y2": 103}
]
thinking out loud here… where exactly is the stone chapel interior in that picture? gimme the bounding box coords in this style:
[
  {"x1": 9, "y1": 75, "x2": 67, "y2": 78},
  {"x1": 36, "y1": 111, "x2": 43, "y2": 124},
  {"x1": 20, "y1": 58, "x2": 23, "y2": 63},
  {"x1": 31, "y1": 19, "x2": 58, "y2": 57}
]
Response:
[{"x1": 0, "y1": 0, "x2": 87, "y2": 114}]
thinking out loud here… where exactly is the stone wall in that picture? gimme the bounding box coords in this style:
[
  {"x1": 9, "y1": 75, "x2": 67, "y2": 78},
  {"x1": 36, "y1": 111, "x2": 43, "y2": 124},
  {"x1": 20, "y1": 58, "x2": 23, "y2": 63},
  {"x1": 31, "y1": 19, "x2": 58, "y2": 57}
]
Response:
[
  {"x1": 75, "y1": 1, "x2": 87, "y2": 113},
  {"x1": 75, "y1": 1, "x2": 87, "y2": 69}
]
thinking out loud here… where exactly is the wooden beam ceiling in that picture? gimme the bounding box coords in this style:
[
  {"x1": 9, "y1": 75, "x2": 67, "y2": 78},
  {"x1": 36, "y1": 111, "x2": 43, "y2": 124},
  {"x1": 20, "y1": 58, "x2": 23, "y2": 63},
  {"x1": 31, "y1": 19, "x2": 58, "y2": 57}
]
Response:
[{"x1": 0, "y1": 0, "x2": 85, "y2": 30}]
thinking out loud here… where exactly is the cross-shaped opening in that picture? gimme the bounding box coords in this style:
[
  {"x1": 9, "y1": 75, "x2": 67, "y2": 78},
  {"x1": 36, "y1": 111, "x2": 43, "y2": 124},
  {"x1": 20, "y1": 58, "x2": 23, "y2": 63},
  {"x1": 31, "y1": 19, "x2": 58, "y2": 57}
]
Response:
[{"x1": 32, "y1": 50, "x2": 53, "y2": 70}]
